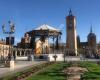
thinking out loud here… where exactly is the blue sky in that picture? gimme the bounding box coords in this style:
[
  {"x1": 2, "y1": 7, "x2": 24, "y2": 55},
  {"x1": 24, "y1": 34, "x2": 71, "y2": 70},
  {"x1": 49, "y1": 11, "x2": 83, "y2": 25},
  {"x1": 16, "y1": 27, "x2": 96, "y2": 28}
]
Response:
[{"x1": 0, "y1": 0, "x2": 100, "y2": 44}]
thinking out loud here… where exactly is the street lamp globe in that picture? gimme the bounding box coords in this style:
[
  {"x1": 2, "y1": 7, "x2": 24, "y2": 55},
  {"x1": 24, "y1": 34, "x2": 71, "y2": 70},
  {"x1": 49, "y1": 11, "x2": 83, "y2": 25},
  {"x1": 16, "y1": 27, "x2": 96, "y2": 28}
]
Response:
[{"x1": 2, "y1": 24, "x2": 6, "y2": 33}]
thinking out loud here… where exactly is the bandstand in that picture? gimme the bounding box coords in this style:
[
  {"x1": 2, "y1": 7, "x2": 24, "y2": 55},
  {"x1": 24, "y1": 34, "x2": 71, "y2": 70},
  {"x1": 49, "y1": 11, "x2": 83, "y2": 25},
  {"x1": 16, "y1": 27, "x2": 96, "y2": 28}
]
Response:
[{"x1": 27, "y1": 24, "x2": 62, "y2": 55}]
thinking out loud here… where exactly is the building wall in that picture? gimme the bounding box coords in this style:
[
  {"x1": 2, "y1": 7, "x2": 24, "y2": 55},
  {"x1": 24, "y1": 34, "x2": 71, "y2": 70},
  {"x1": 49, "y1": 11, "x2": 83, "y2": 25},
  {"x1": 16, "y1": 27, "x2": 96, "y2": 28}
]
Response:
[
  {"x1": 88, "y1": 36, "x2": 96, "y2": 49},
  {"x1": 0, "y1": 43, "x2": 9, "y2": 58}
]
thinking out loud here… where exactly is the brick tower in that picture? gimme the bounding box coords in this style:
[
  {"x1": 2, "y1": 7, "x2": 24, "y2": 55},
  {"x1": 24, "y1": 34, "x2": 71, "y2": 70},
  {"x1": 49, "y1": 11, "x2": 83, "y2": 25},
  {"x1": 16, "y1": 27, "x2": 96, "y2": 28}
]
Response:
[{"x1": 66, "y1": 9, "x2": 77, "y2": 56}]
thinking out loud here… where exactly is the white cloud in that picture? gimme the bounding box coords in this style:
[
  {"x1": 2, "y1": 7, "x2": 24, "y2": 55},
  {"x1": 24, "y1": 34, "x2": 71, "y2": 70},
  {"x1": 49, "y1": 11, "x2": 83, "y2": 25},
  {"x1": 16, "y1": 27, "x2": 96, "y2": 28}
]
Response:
[{"x1": 58, "y1": 24, "x2": 65, "y2": 30}]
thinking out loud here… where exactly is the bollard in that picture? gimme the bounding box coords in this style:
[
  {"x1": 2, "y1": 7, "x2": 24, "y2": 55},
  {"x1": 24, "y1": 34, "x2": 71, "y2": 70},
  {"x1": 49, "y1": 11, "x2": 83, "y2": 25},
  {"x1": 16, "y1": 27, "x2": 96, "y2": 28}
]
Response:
[
  {"x1": 10, "y1": 56, "x2": 15, "y2": 69},
  {"x1": 10, "y1": 60, "x2": 14, "y2": 69}
]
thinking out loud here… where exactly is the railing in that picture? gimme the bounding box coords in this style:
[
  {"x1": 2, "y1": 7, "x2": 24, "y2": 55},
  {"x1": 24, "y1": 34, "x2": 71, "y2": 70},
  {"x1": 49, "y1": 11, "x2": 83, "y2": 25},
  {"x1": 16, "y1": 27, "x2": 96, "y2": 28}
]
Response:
[
  {"x1": 0, "y1": 47, "x2": 100, "y2": 61},
  {"x1": 0, "y1": 47, "x2": 33, "y2": 61}
]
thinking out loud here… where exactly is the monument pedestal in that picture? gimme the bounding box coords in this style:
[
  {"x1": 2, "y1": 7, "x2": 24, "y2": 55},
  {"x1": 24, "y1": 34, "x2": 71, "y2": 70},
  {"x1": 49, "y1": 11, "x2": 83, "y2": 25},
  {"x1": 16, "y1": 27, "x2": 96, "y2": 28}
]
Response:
[{"x1": 10, "y1": 60, "x2": 14, "y2": 68}]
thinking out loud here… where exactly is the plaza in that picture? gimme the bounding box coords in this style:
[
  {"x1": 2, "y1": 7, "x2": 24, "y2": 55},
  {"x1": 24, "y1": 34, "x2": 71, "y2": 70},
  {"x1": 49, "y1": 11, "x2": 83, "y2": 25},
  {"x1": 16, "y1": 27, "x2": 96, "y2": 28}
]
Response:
[
  {"x1": 0, "y1": 61, "x2": 44, "y2": 78},
  {"x1": 0, "y1": 0, "x2": 100, "y2": 80},
  {"x1": 0, "y1": 9, "x2": 100, "y2": 80}
]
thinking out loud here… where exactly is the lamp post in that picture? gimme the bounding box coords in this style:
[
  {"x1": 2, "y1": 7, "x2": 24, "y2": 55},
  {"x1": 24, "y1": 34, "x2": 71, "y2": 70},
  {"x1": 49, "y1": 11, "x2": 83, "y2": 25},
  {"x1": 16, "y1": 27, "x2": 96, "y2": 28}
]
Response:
[
  {"x1": 52, "y1": 34, "x2": 58, "y2": 62},
  {"x1": 2, "y1": 20, "x2": 15, "y2": 61}
]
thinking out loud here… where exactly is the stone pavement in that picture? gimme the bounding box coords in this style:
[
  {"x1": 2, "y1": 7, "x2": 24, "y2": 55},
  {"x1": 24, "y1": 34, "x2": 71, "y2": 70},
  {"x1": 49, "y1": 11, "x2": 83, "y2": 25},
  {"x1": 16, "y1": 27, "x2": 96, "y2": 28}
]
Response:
[{"x1": 0, "y1": 61, "x2": 45, "y2": 78}]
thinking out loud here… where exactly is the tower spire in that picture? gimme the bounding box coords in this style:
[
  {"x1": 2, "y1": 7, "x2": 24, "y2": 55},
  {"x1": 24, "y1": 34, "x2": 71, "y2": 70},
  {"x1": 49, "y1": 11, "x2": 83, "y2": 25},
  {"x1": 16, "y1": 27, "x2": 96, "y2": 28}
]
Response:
[
  {"x1": 90, "y1": 25, "x2": 93, "y2": 33},
  {"x1": 69, "y1": 9, "x2": 72, "y2": 16}
]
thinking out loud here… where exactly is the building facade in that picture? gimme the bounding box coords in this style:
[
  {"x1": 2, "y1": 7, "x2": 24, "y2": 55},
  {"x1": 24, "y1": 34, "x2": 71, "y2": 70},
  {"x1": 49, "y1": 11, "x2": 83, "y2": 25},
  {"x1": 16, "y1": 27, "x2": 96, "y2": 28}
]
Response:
[
  {"x1": 87, "y1": 27, "x2": 96, "y2": 50},
  {"x1": 77, "y1": 27, "x2": 97, "y2": 57},
  {"x1": 17, "y1": 33, "x2": 31, "y2": 49},
  {"x1": 0, "y1": 40, "x2": 9, "y2": 59}
]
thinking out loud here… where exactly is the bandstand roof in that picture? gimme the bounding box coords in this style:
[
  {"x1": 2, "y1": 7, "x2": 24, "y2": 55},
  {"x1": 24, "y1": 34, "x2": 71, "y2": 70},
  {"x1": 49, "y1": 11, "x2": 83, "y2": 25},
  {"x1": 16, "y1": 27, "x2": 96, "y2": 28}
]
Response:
[
  {"x1": 35, "y1": 24, "x2": 60, "y2": 32},
  {"x1": 27, "y1": 24, "x2": 62, "y2": 37}
]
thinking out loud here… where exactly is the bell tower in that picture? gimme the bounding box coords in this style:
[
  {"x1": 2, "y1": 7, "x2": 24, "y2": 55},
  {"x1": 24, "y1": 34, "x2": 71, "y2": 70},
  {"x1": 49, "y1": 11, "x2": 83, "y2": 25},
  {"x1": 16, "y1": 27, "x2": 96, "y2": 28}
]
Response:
[{"x1": 66, "y1": 9, "x2": 77, "y2": 55}]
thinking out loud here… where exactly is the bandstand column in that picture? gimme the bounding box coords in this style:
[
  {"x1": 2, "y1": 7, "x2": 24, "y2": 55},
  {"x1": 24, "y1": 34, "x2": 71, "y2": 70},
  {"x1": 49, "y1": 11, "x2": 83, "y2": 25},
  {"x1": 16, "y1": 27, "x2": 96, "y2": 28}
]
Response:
[
  {"x1": 24, "y1": 50, "x2": 26, "y2": 56},
  {"x1": 55, "y1": 36, "x2": 59, "y2": 50},
  {"x1": 30, "y1": 36, "x2": 35, "y2": 50},
  {"x1": 20, "y1": 50, "x2": 22, "y2": 56}
]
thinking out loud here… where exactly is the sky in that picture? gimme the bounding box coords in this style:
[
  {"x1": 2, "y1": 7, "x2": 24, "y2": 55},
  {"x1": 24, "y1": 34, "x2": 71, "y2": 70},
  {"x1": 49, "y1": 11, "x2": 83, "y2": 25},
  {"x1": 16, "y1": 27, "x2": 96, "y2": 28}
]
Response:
[{"x1": 0, "y1": 0, "x2": 100, "y2": 44}]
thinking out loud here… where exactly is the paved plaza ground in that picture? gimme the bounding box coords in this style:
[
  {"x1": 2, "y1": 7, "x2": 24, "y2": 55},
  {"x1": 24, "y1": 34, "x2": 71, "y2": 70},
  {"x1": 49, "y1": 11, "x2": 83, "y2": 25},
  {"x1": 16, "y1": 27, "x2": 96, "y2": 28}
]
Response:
[
  {"x1": 0, "y1": 61, "x2": 45, "y2": 78},
  {"x1": 0, "y1": 57, "x2": 100, "y2": 79}
]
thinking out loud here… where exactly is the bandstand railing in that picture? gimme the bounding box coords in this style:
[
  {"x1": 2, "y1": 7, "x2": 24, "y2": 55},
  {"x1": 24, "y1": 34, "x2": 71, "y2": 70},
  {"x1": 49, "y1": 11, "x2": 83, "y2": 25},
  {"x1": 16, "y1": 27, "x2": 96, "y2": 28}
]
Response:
[{"x1": 0, "y1": 47, "x2": 100, "y2": 62}]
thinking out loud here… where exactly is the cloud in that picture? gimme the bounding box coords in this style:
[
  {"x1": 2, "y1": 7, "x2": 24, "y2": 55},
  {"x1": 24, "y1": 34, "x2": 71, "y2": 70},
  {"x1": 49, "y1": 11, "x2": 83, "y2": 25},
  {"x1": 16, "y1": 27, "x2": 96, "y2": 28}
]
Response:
[{"x1": 58, "y1": 24, "x2": 65, "y2": 30}]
